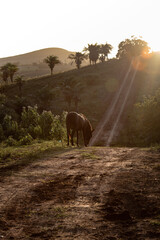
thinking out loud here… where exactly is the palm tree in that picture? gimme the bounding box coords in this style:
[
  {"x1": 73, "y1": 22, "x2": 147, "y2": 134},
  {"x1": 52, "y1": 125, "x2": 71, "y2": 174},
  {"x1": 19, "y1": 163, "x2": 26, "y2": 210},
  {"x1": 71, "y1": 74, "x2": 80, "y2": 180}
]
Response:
[
  {"x1": 84, "y1": 43, "x2": 100, "y2": 65},
  {"x1": 15, "y1": 76, "x2": 24, "y2": 97},
  {"x1": 99, "y1": 43, "x2": 113, "y2": 62},
  {"x1": 68, "y1": 52, "x2": 87, "y2": 69},
  {"x1": 0, "y1": 65, "x2": 9, "y2": 84},
  {"x1": 44, "y1": 55, "x2": 60, "y2": 75},
  {"x1": 6, "y1": 63, "x2": 18, "y2": 82}
]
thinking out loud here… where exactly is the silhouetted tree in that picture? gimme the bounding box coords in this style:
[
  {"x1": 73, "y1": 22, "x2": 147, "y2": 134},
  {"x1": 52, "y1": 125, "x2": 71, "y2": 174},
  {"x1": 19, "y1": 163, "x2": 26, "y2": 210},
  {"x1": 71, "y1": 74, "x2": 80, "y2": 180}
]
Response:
[
  {"x1": 84, "y1": 43, "x2": 100, "y2": 65},
  {"x1": 6, "y1": 63, "x2": 18, "y2": 82},
  {"x1": 99, "y1": 43, "x2": 113, "y2": 62},
  {"x1": 15, "y1": 76, "x2": 24, "y2": 97},
  {"x1": 116, "y1": 36, "x2": 150, "y2": 59},
  {"x1": 0, "y1": 63, "x2": 18, "y2": 83},
  {"x1": 0, "y1": 65, "x2": 9, "y2": 83},
  {"x1": 68, "y1": 52, "x2": 87, "y2": 69},
  {"x1": 44, "y1": 55, "x2": 60, "y2": 75}
]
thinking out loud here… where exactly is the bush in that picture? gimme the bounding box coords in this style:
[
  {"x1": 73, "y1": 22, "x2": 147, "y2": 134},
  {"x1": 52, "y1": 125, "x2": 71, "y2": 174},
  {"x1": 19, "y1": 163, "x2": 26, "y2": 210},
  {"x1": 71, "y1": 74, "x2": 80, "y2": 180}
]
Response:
[
  {"x1": 21, "y1": 105, "x2": 40, "y2": 128},
  {"x1": 0, "y1": 105, "x2": 67, "y2": 145},
  {"x1": 19, "y1": 134, "x2": 33, "y2": 145},
  {"x1": 39, "y1": 111, "x2": 54, "y2": 139},
  {"x1": 5, "y1": 136, "x2": 18, "y2": 146},
  {"x1": 51, "y1": 111, "x2": 67, "y2": 142},
  {"x1": 2, "y1": 115, "x2": 19, "y2": 139},
  {"x1": 118, "y1": 88, "x2": 160, "y2": 146}
]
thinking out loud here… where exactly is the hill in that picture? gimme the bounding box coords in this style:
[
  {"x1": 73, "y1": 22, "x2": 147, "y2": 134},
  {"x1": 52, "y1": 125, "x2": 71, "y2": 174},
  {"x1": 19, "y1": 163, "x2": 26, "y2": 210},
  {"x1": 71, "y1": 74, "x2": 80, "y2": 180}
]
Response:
[
  {"x1": 0, "y1": 48, "x2": 76, "y2": 78},
  {"x1": 2, "y1": 52, "x2": 160, "y2": 146}
]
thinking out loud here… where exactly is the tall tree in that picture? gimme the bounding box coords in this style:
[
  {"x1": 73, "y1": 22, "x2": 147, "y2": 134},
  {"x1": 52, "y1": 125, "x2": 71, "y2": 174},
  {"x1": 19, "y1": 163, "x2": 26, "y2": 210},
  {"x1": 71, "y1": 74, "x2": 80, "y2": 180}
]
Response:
[
  {"x1": 68, "y1": 52, "x2": 87, "y2": 69},
  {"x1": 44, "y1": 55, "x2": 60, "y2": 75},
  {"x1": 84, "y1": 43, "x2": 100, "y2": 65},
  {"x1": 116, "y1": 36, "x2": 150, "y2": 59},
  {"x1": 15, "y1": 76, "x2": 24, "y2": 98},
  {"x1": 0, "y1": 63, "x2": 18, "y2": 83},
  {"x1": 99, "y1": 43, "x2": 113, "y2": 62},
  {"x1": 6, "y1": 63, "x2": 18, "y2": 82},
  {"x1": 0, "y1": 65, "x2": 9, "y2": 83}
]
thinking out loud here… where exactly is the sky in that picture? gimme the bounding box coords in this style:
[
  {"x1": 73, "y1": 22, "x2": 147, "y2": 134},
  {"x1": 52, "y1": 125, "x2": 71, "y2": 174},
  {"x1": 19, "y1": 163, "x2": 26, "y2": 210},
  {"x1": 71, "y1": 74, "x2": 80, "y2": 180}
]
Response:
[{"x1": 0, "y1": 0, "x2": 160, "y2": 58}]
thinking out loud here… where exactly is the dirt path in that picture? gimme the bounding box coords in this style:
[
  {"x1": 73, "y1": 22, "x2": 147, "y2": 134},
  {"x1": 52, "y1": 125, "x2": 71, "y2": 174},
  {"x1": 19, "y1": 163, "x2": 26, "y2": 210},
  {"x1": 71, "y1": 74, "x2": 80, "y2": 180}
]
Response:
[{"x1": 0, "y1": 147, "x2": 160, "y2": 239}]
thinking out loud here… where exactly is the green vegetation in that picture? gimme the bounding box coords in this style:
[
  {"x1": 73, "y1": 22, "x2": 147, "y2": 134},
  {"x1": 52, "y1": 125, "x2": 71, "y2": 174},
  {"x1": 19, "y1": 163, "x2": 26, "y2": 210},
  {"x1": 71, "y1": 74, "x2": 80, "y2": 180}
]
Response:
[
  {"x1": 68, "y1": 52, "x2": 87, "y2": 69},
  {"x1": 1, "y1": 37, "x2": 160, "y2": 149},
  {"x1": 0, "y1": 140, "x2": 65, "y2": 175},
  {"x1": 117, "y1": 87, "x2": 160, "y2": 146},
  {"x1": 44, "y1": 55, "x2": 61, "y2": 75},
  {"x1": 116, "y1": 36, "x2": 150, "y2": 59}
]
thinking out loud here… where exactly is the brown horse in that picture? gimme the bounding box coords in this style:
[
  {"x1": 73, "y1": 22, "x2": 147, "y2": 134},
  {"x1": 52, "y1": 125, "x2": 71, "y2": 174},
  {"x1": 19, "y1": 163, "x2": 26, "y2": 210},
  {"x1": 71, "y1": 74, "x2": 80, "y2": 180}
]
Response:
[{"x1": 66, "y1": 112, "x2": 93, "y2": 147}]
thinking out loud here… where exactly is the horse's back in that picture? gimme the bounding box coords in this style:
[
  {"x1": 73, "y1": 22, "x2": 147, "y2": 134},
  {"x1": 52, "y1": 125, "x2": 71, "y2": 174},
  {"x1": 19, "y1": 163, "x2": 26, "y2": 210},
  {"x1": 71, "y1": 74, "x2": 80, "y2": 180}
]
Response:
[{"x1": 66, "y1": 112, "x2": 84, "y2": 131}]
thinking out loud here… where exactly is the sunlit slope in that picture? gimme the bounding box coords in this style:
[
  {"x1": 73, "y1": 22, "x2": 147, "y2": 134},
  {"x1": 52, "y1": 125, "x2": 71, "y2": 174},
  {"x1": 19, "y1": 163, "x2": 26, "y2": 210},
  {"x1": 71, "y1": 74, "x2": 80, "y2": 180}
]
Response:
[
  {"x1": 4, "y1": 55, "x2": 160, "y2": 144},
  {"x1": 0, "y1": 48, "x2": 75, "y2": 78},
  {"x1": 0, "y1": 48, "x2": 74, "y2": 65}
]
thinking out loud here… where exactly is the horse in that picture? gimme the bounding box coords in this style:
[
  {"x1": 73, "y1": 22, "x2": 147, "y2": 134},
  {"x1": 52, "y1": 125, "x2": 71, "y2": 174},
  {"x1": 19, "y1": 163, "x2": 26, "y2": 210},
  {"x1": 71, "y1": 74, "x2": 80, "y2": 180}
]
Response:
[{"x1": 66, "y1": 112, "x2": 93, "y2": 147}]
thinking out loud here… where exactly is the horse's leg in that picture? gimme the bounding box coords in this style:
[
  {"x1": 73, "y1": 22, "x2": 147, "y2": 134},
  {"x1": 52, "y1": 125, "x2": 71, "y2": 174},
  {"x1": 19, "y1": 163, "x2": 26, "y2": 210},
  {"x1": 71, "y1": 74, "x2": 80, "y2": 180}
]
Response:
[
  {"x1": 76, "y1": 131, "x2": 79, "y2": 147},
  {"x1": 71, "y1": 130, "x2": 75, "y2": 146}
]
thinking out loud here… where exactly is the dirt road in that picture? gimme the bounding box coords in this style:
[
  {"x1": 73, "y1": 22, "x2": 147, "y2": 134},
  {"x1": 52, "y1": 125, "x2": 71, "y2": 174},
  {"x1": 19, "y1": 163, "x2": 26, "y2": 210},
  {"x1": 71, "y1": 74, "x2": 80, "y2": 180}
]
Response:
[{"x1": 0, "y1": 147, "x2": 160, "y2": 239}]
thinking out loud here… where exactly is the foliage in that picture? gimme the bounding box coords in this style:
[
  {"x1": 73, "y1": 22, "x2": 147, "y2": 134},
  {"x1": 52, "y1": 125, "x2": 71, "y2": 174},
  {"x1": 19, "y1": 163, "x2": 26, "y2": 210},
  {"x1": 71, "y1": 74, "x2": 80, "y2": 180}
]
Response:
[
  {"x1": 119, "y1": 88, "x2": 160, "y2": 146},
  {"x1": 15, "y1": 76, "x2": 25, "y2": 97},
  {"x1": 5, "y1": 136, "x2": 18, "y2": 146},
  {"x1": 44, "y1": 55, "x2": 61, "y2": 75},
  {"x1": 0, "y1": 63, "x2": 18, "y2": 83},
  {"x1": 99, "y1": 43, "x2": 113, "y2": 62},
  {"x1": 68, "y1": 52, "x2": 87, "y2": 69},
  {"x1": 19, "y1": 134, "x2": 33, "y2": 145},
  {"x1": 0, "y1": 103, "x2": 67, "y2": 145},
  {"x1": 116, "y1": 36, "x2": 150, "y2": 60},
  {"x1": 39, "y1": 110, "x2": 54, "y2": 139},
  {"x1": 21, "y1": 105, "x2": 40, "y2": 129},
  {"x1": 6, "y1": 63, "x2": 19, "y2": 82},
  {"x1": 37, "y1": 86, "x2": 55, "y2": 111},
  {"x1": 51, "y1": 111, "x2": 67, "y2": 143},
  {"x1": 13, "y1": 95, "x2": 28, "y2": 117},
  {"x1": 61, "y1": 78, "x2": 82, "y2": 111},
  {"x1": 84, "y1": 43, "x2": 100, "y2": 64},
  {"x1": 2, "y1": 115, "x2": 19, "y2": 139},
  {"x1": 0, "y1": 64, "x2": 9, "y2": 83}
]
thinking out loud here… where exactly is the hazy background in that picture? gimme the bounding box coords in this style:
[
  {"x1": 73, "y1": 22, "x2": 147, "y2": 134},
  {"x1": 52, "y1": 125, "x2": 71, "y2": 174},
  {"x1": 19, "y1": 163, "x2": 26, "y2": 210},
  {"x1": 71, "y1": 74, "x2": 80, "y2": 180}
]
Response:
[{"x1": 1, "y1": 0, "x2": 160, "y2": 58}]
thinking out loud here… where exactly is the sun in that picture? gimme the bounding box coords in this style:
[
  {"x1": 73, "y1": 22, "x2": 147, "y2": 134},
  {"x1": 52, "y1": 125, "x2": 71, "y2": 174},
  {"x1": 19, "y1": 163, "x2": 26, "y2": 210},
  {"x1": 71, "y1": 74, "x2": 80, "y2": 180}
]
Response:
[{"x1": 149, "y1": 40, "x2": 160, "y2": 53}]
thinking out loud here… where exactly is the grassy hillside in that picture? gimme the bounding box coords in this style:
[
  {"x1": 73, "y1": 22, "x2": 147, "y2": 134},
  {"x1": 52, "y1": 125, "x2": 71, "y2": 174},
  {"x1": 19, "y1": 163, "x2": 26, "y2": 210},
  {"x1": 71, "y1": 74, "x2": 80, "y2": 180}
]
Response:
[
  {"x1": 2, "y1": 53, "x2": 160, "y2": 145},
  {"x1": 2, "y1": 59, "x2": 124, "y2": 128}
]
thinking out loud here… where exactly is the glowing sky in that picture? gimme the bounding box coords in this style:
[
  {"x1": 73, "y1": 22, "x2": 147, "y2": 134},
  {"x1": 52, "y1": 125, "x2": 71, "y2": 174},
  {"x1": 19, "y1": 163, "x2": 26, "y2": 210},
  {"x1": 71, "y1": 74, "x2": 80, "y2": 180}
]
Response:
[{"x1": 0, "y1": 0, "x2": 160, "y2": 58}]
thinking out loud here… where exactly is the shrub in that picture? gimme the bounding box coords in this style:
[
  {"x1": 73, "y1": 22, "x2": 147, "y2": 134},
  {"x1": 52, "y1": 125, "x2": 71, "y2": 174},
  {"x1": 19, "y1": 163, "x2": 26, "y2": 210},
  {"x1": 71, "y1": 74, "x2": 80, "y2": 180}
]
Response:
[
  {"x1": 19, "y1": 134, "x2": 33, "y2": 145},
  {"x1": 0, "y1": 124, "x2": 4, "y2": 141},
  {"x1": 5, "y1": 136, "x2": 18, "y2": 146},
  {"x1": 118, "y1": 88, "x2": 160, "y2": 146},
  {"x1": 51, "y1": 111, "x2": 67, "y2": 142},
  {"x1": 21, "y1": 105, "x2": 40, "y2": 128},
  {"x1": 39, "y1": 111, "x2": 54, "y2": 139},
  {"x1": 2, "y1": 115, "x2": 19, "y2": 139}
]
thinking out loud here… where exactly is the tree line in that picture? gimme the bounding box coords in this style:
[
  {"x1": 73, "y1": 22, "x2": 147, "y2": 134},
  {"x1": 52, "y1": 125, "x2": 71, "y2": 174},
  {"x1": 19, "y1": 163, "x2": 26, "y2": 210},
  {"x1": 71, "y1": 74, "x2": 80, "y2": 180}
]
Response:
[{"x1": 0, "y1": 36, "x2": 150, "y2": 82}]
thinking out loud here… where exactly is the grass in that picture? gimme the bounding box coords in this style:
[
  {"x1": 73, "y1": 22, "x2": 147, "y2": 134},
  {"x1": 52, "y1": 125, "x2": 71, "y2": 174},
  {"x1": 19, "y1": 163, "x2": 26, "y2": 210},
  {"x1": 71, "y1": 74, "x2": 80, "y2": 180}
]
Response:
[{"x1": 0, "y1": 140, "x2": 68, "y2": 176}]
